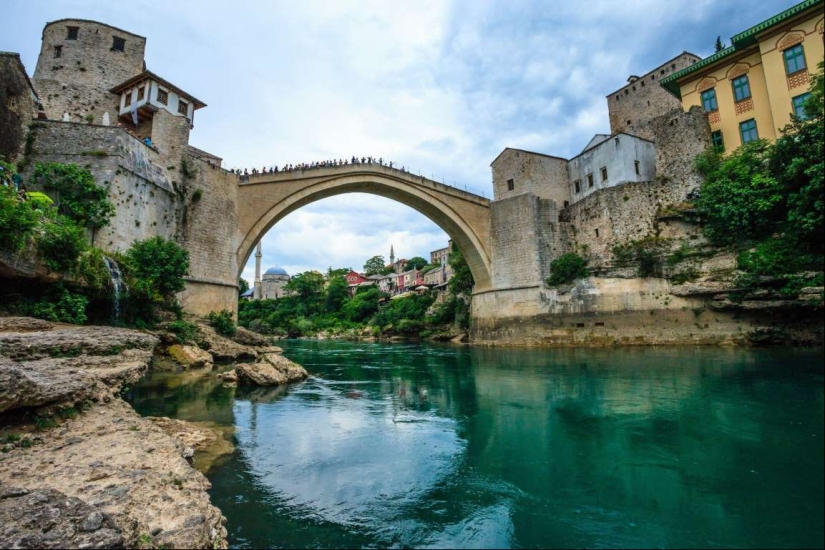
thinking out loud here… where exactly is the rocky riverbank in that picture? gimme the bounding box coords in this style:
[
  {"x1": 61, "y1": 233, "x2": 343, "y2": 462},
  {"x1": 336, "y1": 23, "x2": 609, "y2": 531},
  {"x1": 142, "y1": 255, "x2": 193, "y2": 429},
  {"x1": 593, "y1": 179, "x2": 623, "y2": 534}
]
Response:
[{"x1": 0, "y1": 317, "x2": 228, "y2": 549}]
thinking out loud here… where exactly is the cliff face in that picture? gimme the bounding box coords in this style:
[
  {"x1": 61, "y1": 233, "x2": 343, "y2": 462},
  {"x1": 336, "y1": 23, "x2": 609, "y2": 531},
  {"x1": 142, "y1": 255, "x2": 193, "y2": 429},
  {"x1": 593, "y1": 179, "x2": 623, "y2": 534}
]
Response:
[{"x1": 0, "y1": 317, "x2": 228, "y2": 549}]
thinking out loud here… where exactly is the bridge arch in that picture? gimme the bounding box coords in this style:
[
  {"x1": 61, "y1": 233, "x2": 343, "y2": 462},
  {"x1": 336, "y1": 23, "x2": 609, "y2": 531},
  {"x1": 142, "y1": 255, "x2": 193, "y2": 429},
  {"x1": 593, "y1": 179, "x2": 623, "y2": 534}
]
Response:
[{"x1": 236, "y1": 168, "x2": 492, "y2": 292}]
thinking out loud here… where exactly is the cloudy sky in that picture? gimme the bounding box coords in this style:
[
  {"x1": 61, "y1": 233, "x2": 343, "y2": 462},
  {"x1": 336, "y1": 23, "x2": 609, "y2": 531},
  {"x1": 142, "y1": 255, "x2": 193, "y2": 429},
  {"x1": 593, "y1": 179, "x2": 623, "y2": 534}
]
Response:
[{"x1": 3, "y1": 0, "x2": 798, "y2": 281}]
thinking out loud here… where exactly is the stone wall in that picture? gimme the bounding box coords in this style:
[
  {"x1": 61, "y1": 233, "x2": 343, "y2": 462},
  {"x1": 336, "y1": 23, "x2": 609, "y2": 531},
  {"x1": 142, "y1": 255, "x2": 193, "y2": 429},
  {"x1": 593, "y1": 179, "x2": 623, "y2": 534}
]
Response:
[
  {"x1": 491, "y1": 148, "x2": 570, "y2": 206},
  {"x1": 470, "y1": 279, "x2": 820, "y2": 346},
  {"x1": 33, "y1": 19, "x2": 145, "y2": 125},
  {"x1": 22, "y1": 120, "x2": 179, "y2": 252},
  {"x1": 607, "y1": 52, "x2": 701, "y2": 137},
  {"x1": 177, "y1": 152, "x2": 240, "y2": 316},
  {"x1": 559, "y1": 106, "x2": 711, "y2": 265},
  {"x1": 490, "y1": 193, "x2": 559, "y2": 289},
  {"x1": 0, "y1": 53, "x2": 37, "y2": 163}
]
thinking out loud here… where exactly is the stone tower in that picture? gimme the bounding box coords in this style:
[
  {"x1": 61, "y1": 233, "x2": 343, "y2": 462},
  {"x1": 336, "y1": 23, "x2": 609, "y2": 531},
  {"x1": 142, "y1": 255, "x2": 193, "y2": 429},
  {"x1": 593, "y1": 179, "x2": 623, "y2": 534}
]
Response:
[
  {"x1": 254, "y1": 242, "x2": 262, "y2": 299},
  {"x1": 32, "y1": 19, "x2": 146, "y2": 125},
  {"x1": 389, "y1": 244, "x2": 395, "y2": 266}
]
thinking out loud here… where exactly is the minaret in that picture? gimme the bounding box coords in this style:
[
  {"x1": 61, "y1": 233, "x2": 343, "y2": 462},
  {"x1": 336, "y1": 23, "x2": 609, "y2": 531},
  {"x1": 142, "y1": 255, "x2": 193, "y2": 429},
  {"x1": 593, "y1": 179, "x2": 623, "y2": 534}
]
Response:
[
  {"x1": 254, "y1": 242, "x2": 262, "y2": 300},
  {"x1": 390, "y1": 244, "x2": 395, "y2": 267}
]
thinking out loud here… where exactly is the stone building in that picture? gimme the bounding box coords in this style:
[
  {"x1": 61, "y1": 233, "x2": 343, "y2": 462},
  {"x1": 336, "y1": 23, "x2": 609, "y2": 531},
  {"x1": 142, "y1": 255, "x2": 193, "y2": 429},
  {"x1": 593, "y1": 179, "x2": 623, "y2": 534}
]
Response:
[
  {"x1": 0, "y1": 52, "x2": 41, "y2": 163},
  {"x1": 430, "y1": 242, "x2": 451, "y2": 267},
  {"x1": 4, "y1": 18, "x2": 243, "y2": 315},
  {"x1": 661, "y1": 0, "x2": 824, "y2": 152},
  {"x1": 33, "y1": 19, "x2": 147, "y2": 126},
  {"x1": 260, "y1": 267, "x2": 291, "y2": 300},
  {"x1": 607, "y1": 52, "x2": 702, "y2": 139},
  {"x1": 568, "y1": 133, "x2": 656, "y2": 203}
]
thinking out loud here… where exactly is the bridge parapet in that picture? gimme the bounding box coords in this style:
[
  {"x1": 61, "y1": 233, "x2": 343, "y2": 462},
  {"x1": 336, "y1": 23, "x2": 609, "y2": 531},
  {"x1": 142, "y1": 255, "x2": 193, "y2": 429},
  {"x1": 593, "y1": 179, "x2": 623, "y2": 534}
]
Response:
[{"x1": 238, "y1": 163, "x2": 490, "y2": 205}]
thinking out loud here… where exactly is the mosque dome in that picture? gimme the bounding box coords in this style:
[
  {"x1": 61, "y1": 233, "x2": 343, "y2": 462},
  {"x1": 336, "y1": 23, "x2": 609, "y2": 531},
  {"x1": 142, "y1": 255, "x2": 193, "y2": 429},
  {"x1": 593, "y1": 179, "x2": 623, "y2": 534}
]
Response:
[{"x1": 264, "y1": 266, "x2": 289, "y2": 276}]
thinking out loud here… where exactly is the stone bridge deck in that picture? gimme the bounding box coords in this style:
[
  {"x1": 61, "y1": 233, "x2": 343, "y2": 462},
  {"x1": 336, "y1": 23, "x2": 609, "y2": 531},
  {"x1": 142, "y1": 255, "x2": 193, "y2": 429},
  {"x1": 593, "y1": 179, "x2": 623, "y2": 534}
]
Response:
[{"x1": 235, "y1": 163, "x2": 493, "y2": 291}]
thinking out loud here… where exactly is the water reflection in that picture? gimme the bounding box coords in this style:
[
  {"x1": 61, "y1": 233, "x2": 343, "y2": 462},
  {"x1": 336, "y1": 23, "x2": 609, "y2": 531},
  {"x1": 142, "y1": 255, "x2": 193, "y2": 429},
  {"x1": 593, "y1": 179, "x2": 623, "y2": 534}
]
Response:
[{"x1": 130, "y1": 343, "x2": 824, "y2": 549}]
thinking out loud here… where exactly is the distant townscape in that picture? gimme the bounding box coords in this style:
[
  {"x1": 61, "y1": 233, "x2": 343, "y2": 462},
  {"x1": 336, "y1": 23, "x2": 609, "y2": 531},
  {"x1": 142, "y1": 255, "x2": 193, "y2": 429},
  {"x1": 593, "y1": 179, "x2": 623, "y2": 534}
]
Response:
[{"x1": 243, "y1": 242, "x2": 456, "y2": 301}]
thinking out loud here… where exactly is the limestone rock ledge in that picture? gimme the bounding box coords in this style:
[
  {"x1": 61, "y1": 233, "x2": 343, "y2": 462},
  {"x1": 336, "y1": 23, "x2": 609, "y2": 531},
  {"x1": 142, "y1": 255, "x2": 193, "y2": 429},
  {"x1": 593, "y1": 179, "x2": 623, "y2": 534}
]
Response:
[
  {"x1": 235, "y1": 353, "x2": 308, "y2": 387},
  {"x1": 0, "y1": 318, "x2": 228, "y2": 549}
]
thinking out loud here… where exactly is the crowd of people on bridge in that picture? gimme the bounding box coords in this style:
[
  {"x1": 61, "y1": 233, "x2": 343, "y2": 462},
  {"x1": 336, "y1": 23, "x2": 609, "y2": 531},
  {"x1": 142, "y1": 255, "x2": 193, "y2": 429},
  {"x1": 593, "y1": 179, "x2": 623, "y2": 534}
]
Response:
[{"x1": 230, "y1": 156, "x2": 410, "y2": 176}]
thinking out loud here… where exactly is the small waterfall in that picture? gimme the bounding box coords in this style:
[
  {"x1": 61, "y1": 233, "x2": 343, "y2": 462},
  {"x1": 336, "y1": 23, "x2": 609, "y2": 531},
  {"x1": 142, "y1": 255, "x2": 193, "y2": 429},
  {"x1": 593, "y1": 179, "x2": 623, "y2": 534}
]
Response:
[{"x1": 103, "y1": 256, "x2": 128, "y2": 324}]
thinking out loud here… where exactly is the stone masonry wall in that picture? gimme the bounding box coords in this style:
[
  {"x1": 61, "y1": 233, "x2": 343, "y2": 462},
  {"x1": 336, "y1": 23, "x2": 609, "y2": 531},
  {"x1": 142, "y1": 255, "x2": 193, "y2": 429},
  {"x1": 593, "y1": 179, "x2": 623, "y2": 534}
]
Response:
[
  {"x1": 490, "y1": 193, "x2": 558, "y2": 289},
  {"x1": 33, "y1": 19, "x2": 145, "y2": 125},
  {"x1": 21, "y1": 121, "x2": 179, "y2": 253},
  {"x1": 175, "y1": 149, "x2": 239, "y2": 316},
  {"x1": 491, "y1": 149, "x2": 571, "y2": 206},
  {"x1": 607, "y1": 52, "x2": 701, "y2": 138},
  {"x1": 558, "y1": 106, "x2": 711, "y2": 266},
  {"x1": 0, "y1": 53, "x2": 37, "y2": 163}
]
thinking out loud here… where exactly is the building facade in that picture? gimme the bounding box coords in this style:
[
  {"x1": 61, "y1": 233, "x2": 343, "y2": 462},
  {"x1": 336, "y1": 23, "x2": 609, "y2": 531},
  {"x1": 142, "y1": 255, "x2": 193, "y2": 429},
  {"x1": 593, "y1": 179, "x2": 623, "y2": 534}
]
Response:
[
  {"x1": 260, "y1": 266, "x2": 291, "y2": 300},
  {"x1": 661, "y1": 0, "x2": 824, "y2": 151}
]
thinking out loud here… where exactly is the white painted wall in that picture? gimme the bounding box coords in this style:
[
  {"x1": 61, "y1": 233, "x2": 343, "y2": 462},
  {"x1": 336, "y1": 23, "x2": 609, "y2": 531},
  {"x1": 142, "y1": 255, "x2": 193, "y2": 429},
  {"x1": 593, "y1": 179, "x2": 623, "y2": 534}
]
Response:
[{"x1": 568, "y1": 134, "x2": 655, "y2": 203}]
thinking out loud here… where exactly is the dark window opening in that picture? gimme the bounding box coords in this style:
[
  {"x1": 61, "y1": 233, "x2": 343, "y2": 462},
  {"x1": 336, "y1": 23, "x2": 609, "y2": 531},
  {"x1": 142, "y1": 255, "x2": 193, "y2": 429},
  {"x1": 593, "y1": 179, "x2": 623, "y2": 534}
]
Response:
[
  {"x1": 564, "y1": 200, "x2": 570, "y2": 208},
  {"x1": 732, "y1": 75, "x2": 751, "y2": 102},
  {"x1": 67, "y1": 27, "x2": 79, "y2": 40},
  {"x1": 634, "y1": 160, "x2": 640, "y2": 175},
  {"x1": 576, "y1": 323, "x2": 585, "y2": 328},
  {"x1": 124, "y1": 91, "x2": 131, "y2": 106},
  {"x1": 624, "y1": 89, "x2": 629, "y2": 95},
  {"x1": 595, "y1": 228, "x2": 600, "y2": 238},
  {"x1": 783, "y1": 44, "x2": 806, "y2": 75},
  {"x1": 53, "y1": 45, "x2": 62, "y2": 59},
  {"x1": 640, "y1": 80, "x2": 645, "y2": 87},
  {"x1": 711, "y1": 130, "x2": 724, "y2": 152},
  {"x1": 671, "y1": 63, "x2": 676, "y2": 70},
  {"x1": 574, "y1": 180, "x2": 581, "y2": 193},
  {"x1": 157, "y1": 89, "x2": 168, "y2": 105},
  {"x1": 626, "y1": 119, "x2": 631, "y2": 125},
  {"x1": 112, "y1": 36, "x2": 126, "y2": 52},
  {"x1": 137, "y1": 86, "x2": 145, "y2": 101},
  {"x1": 587, "y1": 174, "x2": 594, "y2": 188},
  {"x1": 600, "y1": 167, "x2": 608, "y2": 181},
  {"x1": 595, "y1": 322, "x2": 605, "y2": 327},
  {"x1": 506, "y1": 178, "x2": 514, "y2": 191},
  {"x1": 178, "y1": 100, "x2": 189, "y2": 115}
]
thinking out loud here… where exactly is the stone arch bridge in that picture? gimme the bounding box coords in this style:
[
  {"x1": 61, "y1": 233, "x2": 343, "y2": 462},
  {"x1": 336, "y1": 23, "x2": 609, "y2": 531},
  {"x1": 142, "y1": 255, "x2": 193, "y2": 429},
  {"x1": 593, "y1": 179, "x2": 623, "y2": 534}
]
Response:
[{"x1": 235, "y1": 164, "x2": 493, "y2": 291}]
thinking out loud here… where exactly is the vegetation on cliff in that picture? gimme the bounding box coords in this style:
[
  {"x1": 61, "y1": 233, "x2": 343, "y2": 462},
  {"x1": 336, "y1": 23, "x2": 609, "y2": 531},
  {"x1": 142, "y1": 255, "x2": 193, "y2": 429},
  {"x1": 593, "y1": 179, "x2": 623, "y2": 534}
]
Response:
[{"x1": 1, "y1": 161, "x2": 190, "y2": 326}]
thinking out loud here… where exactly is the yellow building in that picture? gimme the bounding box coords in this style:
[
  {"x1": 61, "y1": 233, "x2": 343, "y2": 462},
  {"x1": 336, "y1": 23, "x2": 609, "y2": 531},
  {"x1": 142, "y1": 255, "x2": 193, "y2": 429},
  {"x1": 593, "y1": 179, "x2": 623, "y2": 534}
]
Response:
[{"x1": 661, "y1": 0, "x2": 824, "y2": 151}]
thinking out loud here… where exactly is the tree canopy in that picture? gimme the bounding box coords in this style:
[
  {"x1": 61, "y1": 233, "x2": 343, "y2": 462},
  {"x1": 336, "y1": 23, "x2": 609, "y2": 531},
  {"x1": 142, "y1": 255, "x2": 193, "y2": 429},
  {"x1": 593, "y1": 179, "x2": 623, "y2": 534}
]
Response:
[{"x1": 363, "y1": 255, "x2": 386, "y2": 276}]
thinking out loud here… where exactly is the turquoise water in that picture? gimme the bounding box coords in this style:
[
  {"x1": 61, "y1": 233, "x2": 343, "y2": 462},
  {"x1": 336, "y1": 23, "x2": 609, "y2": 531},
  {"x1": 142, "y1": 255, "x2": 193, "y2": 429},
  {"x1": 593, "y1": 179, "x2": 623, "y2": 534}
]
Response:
[{"x1": 130, "y1": 342, "x2": 825, "y2": 549}]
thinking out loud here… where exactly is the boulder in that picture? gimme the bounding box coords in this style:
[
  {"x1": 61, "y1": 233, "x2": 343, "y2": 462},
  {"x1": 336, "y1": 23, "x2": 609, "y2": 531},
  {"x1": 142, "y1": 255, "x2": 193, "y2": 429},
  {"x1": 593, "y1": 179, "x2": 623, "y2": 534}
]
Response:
[
  {"x1": 147, "y1": 417, "x2": 218, "y2": 451},
  {"x1": 0, "y1": 317, "x2": 54, "y2": 333},
  {"x1": 0, "y1": 322, "x2": 158, "y2": 413},
  {"x1": 196, "y1": 324, "x2": 257, "y2": 362},
  {"x1": 167, "y1": 345, "x2": 213, "y2": 370},
  {"x1": 235, "y1": 354, "x2": 308, "y2": 387},
  {"x1": 231, "y1": 327, "x2": 270, "y2": 347},
  {"x1": 217, "y1": 369, "x2": 237, "y2": 383}
]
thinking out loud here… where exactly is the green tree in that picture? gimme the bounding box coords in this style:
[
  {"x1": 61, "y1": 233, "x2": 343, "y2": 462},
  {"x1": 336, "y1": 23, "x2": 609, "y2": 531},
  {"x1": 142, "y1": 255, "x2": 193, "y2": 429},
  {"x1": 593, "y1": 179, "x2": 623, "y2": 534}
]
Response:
[
  {"x1": 238, "y1": 277, "x2": 250, "y2": 295},
  {"x1": 0, "y1": 183, "x2": 38, "y2": 252},
  {"x1": 325, "y1": 275, "x2": 349, "y2": 313},
  {"x1": 714, "y1": 36, "x2": 725, "y2": 52},
  {"x1": 285, "y1": 271, "x2": 325, "y2": 299},
  {"x1": 124, "y1": 237, "x2": 190, "y2": 302},
  {"x1": 38, "y1": 215, "x2": 88, "y2": 272},
  {"x1": 695, "y1": 140, "x2": 784, "y2": 246},
  {"x1": 447, "y1": 244, "x2": 473, "y2": 297},
  {"x1": 32, "y1": 162, "x2": 114, "y2": 230},
  {"x1": 770, "y1": 61, "x2": 824, "y2": 250},
  {"x1": 363, "y1": 255, "x2": 386, "y2": 276},
  {"x1": 327, "y1": 266, "x2": 352, "y2": 279},
  {"x1": 547, "y1": 253, "x2": 589, "y2": 286},
  {"x1": 406, "y1": 256, "x2": 428, "y2": 271}
]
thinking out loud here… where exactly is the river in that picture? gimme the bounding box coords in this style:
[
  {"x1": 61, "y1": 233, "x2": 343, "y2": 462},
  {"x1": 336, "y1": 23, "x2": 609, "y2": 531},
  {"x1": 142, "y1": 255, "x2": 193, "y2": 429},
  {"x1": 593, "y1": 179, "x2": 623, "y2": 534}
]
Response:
[{"x1": 128, "y1": 341, "x2": 825, "y2": 549}]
